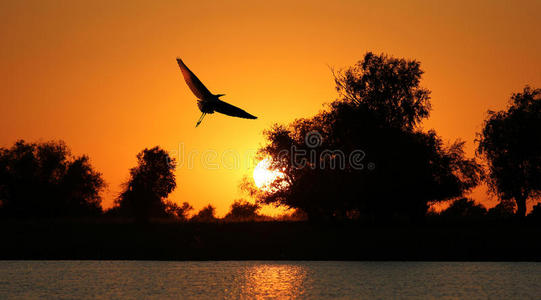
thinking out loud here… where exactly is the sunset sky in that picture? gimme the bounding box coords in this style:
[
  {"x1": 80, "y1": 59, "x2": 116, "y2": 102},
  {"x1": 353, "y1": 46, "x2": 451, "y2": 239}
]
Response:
[{"x1": 1, "y1": 0, "x2": 540, "y2": 216}]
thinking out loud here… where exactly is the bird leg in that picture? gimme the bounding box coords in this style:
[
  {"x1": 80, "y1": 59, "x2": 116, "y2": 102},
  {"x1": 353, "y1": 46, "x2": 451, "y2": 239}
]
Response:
[{"x1": 195, "y1": 113, "x2": 206, "y2": 127}]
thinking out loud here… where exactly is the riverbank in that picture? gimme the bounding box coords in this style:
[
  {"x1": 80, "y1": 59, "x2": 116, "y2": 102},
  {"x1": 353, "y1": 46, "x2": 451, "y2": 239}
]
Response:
[{"x1": 1, "y1": 220, "x2": 540, "y2": 261}]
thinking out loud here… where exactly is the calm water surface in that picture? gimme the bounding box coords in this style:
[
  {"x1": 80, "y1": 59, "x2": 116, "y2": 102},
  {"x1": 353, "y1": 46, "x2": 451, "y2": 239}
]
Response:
[{"x1": 0, "y1": 261, "x2": 540, "y2": 299}]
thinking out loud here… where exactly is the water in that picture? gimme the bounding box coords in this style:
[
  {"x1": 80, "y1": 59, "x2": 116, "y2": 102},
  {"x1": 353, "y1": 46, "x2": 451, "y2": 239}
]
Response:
[{"x1": 0, "y1": 261, "x2": 540, "y2": 299}]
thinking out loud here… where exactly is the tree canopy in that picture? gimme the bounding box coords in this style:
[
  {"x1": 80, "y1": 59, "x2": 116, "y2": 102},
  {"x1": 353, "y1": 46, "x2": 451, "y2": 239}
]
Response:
[
  {"x1": 0, "y1": 140, "x2": 104, "y2": 217},
  {"x1": 224, "y1": 199, "x2": 261, "y2": 222},
  {"x1": 252, "y1": 52, "x2": 482, "y2": 221},
  {"x1": 190, "y1": 204, "x2": 218, "y2": 222},
  {"x1": 334, "y1": 52, "x2": 431, "y2": 131},
  {"x1": 112, "y1": 146, "x2": 177, "y2": 222},
  {"x1": 439, "y1": 198, "x2": 487, "y2": 219},
  {"x1": 164, "y1": 201, "x2": 193, "y2": 221},
  {"x1": 477, "y1": 86, "x2": 541, "y2": 217}
]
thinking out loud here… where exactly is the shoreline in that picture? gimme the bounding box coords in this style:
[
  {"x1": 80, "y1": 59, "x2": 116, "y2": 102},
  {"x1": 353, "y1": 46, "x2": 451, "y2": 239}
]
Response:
[{"x1": 2, "y1": 220, "x2": 540, "y2": 261}]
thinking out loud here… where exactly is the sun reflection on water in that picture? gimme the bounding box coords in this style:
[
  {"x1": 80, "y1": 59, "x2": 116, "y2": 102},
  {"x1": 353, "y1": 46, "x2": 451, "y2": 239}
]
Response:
[{"x1": 238, "y1": 264, "x2": 309, "y2": 299}]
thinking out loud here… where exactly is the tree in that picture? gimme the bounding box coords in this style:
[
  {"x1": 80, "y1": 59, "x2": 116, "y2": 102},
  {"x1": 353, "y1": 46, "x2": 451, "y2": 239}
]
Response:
[
  {"x1": 528, "y1": 203, "x2": 541, "y2": 221},
  {"x1": 487, "y1": 200, "x2": 516, "y2": 219},
  {"x1": 254, "y1": 52, "x2": 482, "y2": 221},
  {"x1": 224, "y1": 199, "x2": 260, "y2": 221},
  {"x1": 440, "y1": 198, "x2": 487, "y2": 218},
  {"x1": 0, "y1": 140, "x2": 104, "y2": 217},
  {"x1": 113, "y1": 146, "x2": 176, "y2": 222},
  {"x1": 164, "y1": 201, "x2": 193, "y2": 221},
  {"x1": 477, "y1": 86, "x2": 541, "y2": 217},
  {"x1": 334, "y1": 52, "x2": 431, "y2": 131},
  {"x1": 190, "y1": 204, "x2": 218, "y2": 222}
]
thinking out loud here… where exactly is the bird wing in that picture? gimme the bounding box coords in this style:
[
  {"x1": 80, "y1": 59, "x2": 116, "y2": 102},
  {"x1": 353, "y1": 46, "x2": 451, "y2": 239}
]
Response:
[
  {"x1": 176, "y1": 58, "x2": 214, "y2": 100},
  {"x1": 215, "y1": 100, "x2": 257, "y2": 119}
]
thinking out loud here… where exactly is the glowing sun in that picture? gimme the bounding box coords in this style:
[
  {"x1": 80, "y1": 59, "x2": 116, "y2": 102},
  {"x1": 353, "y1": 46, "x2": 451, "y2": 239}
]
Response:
[{"x1": 253, "y1": 158, "x2": 284, "y2": 190}]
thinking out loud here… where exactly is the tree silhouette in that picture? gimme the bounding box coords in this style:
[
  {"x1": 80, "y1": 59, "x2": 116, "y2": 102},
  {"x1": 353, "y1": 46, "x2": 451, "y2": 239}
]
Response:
[
  {"x1": 190, "y1": 204, "x2": 218, "y2": 222},
  {"x1": 0, "y1": 140, "x2": 104, "y2": 217},
  {"x1": 255, "y1": 52, "x2": 482, "y2": 222},
  {"x1": 477, "y1": 86, "x2": 541, "y2": 217},
  {"x1": 224, "y1": 199, "x2": 260, "y2": 221},
  {"x1": 528, "y1": 203, "x2": 541, "y2": 221},
  {"x1": 113, "y1": 146, "x2": 176, "y2": 222},
  {"x1": 487, "y1": 200, "x2": 516, "y2": 219},
  {"x1": 164, "y1": 201, "x2": 193, "y2": 221},
  {"x1": 440, "y1": 198, "x2": 487, "y2": 218},
  {"x1": 334, "y1": 52, "x2": 431, "y2": 131}
]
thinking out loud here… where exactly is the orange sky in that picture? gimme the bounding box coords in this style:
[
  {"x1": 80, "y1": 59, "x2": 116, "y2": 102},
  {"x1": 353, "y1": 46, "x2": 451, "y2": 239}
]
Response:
[{"x1": 1, "y1": 0, "x2": 540, "y2": 216}]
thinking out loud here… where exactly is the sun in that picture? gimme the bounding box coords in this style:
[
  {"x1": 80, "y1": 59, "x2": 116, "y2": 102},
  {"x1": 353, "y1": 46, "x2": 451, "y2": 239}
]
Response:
[{"x1": 253, "y1": 158, "x2": 284, "y2": 190}]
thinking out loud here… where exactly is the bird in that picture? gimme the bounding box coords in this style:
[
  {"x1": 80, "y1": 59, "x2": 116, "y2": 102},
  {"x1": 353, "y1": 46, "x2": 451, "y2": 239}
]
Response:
[{"x1": 176, "y1": 58, "x2": 257, "y2": 127}]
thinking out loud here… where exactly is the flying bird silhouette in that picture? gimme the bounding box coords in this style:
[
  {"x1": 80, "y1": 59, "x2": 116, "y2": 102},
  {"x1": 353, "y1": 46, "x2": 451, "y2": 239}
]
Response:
[{"x1": 176, "y1": 58, "x2": 257, "y2": 127}]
